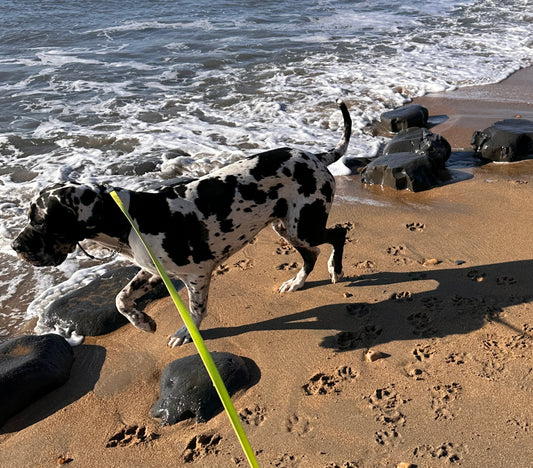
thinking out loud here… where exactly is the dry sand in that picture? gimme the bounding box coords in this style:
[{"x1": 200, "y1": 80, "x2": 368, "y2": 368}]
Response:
[{"x1": 1, "y1": 68, "x2": 533, "y2": 468}]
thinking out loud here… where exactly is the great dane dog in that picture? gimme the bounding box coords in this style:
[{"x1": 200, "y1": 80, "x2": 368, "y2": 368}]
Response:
[{"x1": 13, "y1": 99, "x2": 351, "y2": 347}]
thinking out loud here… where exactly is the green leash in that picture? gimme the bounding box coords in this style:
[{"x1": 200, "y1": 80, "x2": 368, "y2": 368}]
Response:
[{"x1": 110, "y1": 190, "x2": 259, "y2": 468}]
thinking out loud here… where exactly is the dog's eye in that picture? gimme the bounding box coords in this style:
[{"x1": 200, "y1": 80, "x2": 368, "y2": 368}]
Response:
[{"x1": 29, "y1": 204, "x2": 46, "y2": 226}]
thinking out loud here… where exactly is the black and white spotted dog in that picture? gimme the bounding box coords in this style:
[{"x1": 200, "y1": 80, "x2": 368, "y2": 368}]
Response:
[{"x1": 13, "y1": 99, "x2": 351, "y2": 347}]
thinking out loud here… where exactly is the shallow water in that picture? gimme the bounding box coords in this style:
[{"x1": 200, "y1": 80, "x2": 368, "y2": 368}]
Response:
[{"x1": 1, "y1": 0, "x2": 532, "y2": 338}]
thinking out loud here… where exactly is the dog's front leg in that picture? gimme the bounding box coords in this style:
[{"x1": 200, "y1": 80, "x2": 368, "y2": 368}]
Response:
[
  {"x1": 116, "y1": 269, "x2": 161, "y2": 333},
  {"x1": 168, "y1": 274, "x2": 211, "y2": 347}
]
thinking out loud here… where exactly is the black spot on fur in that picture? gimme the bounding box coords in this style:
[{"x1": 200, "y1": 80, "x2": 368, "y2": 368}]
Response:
[
  {"x1": 294, "y1": 162, "x2": 316, "y2": 197},
  {"x1": 282, "y1": 167, "x2": 292, "y2": 177},
  {"x1": 220, "y1": 218, "x2": 233, "y2": 233},
  {"x1": 320, "y1": 182, "x2": 333, "y2": 203},
  {"x1": 129, "y1": 192, "x2": 171, "y2": 235},
  {"x1": 297, "y1": 200, "x2": 328, "y2": 245},
  {"x1": 162, "y1": 211, "x2": 214, "y2": 266},
  {"x1": 268, "y1": 183, "x2": 283, "y2": 200},
  {"x1": 80, "y1": 190, "x2": 97, "y2": 206},
  {"x1": 249, "y1": 148, "x2": 292, "y2": 181},
  {"x1": 195, "y1": 176, "x2": 237, "y2": 222},
  {"x1": 238, "y1": 183, "x2": 267, "y2": 204},
  {"x1": 272, "y1": 198, "x2": 288, "y2": 219}
]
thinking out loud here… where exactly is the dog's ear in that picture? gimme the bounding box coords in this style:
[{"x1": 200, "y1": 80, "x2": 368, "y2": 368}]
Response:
[{"x1": 43, "y1": 196, "x2": 79, "y2": 238}]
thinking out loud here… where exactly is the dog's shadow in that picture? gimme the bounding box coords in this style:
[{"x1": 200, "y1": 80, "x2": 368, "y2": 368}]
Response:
[
  {"x1": 0, "y1": 344, "x2": 106, "y2": 434},
  {"x1": 204, "y1": 259, "x2": 533, "y2": 349}
]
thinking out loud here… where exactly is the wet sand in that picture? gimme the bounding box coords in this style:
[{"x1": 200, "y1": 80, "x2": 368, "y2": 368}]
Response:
[{"x1": 1, "y1": 68, "x2": 532, "y2": 467}]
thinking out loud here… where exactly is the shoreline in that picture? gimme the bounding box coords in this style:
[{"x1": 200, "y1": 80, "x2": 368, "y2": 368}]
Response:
[{"x1": 1, "y1": 68, "x2": 533, "y2": 467}]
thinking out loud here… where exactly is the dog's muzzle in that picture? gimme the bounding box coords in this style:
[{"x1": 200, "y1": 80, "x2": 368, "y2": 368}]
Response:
[{"x1": 12, "y1": 227, "x2": 76, "y2": 267}]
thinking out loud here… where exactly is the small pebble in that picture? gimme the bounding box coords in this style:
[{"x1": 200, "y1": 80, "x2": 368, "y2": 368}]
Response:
[
  {"x1": 407, "y1": 368, "x2": 424, "y2": 380},
  {"x1": 343, "y1": 292, "x2": 353, "y2": 298},
  {"x1": 397, "y1": 463, "x2": 416, "y2": 468},
  {"x1": 57, "y1": 455, "x2": 73, "y2": 465},
  {"x1": 365, "y1": 349, "x2": 387, "y2": 362},
  {"x1": 423, "y1": 258, "x2": 440, "y2": 266},
  {"x1": 454, "y1": 260, "x2": 466, "y2": 265}
]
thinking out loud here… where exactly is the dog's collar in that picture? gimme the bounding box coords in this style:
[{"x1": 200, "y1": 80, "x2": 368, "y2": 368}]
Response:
[{"x1": 77, "y1": 241, "x2": 125, "y2": 261}]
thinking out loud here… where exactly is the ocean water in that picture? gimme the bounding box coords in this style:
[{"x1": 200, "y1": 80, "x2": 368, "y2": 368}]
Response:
[{"x1": 1, "y1": 0, "x2": 532, "y2": 339}]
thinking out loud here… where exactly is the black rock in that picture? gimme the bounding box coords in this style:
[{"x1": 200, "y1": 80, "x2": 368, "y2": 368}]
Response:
[
  {"x1": 40, "y1": 266, "x2": 175, "y2": 338},
  {"x1": 361, "y1": 152, "x2": 443, "y2": 192},
  {"x1": 380, "y1": 104, "x2": 429, "y2": 133},
  {"x1": 151, "y1": 352, "x2": 251, "y2": 425},
  {"x1": 40, "y1": 266, "x2": 138, "y2": 338},
  {"x1": 0, "y1": 334, "x2": 74, "y2": 426},
  {"x1": 362, "y1": 127, "x2": 451, "y2": 192},
  {"x1": 471, "y1": 118, "x2": 533, "y2": 162},
  {"x1": 383, "y1": 127, "x2": 451, "y2": 169}
]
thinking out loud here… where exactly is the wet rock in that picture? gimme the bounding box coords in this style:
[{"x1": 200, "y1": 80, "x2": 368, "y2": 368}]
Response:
[
  {"x1": 471, "y1": 118, "x2": 533, "y2": 162},
  {"x1": 383, "y1": 127, "x2": 451, "y2": 169},
  {"x1": 40, "y1": 266, "x2": 173, "y2": 338},
  {"x1": 0, "y1": 334, "x2": 74, "y2": 426},
  {"x1": 361, "y1": 152, "x2": 441, "y2": 191},
  {"x1": 151, "y1": 352, "x2": 252, "y2": 425},
  {"x1": 362, "y1": 128, "x2": 451, "y2": 192},
  {"x1": 39, "y1": 267, "x2": 137, "y2": 338},
  {"x1": 380, "y1": 104, "x2": 429, "y2": 133}
]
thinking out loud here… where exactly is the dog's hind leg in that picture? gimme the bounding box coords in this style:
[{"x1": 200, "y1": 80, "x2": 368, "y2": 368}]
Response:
[
  {"x1": 168, "y1": 273, "x2": 211, "y2": 347},
  {"x1": 273, "y1": 221, "x2": 320, "y2": 293},
  {"x1": 325, "y1": 225, "x2": 347, "y2": 284},
  {"x1": 116, "y1": 269, "x2": 161, "y2": 332}
]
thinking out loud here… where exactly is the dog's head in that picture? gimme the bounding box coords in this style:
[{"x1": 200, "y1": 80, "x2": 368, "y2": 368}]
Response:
[{"x1": 12, "y1": 184, "x2": 101, "y2": 267}]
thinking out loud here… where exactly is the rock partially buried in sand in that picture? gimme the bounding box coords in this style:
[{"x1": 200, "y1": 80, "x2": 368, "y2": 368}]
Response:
[
  {"x1": 38, "y1": 266, "x2": 175, "y2": 340},
  {"x1": 0, "y1": 334, "x2": 73, "y2": 426},
  {"x1": 472, "y1": 118, "x2": 533, "y2": 162},
  {"x1": 379, "y1": 104, "x2": 429, "y2": 133},
  {"x1": 151, "y1": 352, "x2": 252, "y2": 425}
]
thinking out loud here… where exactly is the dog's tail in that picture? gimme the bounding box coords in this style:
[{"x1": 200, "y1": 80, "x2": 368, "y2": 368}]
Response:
[{"x1": 316, "y1": 99, "x2": 352, "y2": 166}]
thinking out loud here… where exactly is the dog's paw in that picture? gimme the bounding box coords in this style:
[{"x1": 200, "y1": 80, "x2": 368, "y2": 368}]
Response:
[
  {"x1": 328, "y1": 255, "x2": 343, "y2": 284},
  {"x1": 279, "y1": 276, "x2": 305, "y2": 293},
  {"x1": 330, "y1": 270, "x2": 344, "y2": 284},
  {"x1": 168, "y1": 326, "x2": 192, "y2": 347},
  {"x1": 131, "y1": 312, "x2": 157, "y2": 333}
]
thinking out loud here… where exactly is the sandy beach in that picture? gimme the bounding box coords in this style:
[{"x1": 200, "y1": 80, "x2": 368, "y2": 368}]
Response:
[{"x1": 1, "y1": 68, "x2": 533, "y2": 468}]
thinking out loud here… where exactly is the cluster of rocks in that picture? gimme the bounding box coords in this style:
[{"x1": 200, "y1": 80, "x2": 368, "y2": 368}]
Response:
[
  {"x1": 361, "y1": 104, "x2": 533, "y2": 192},
  {"x1": 1, "y1": 266, "x2": 254, "y2": 428}
]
